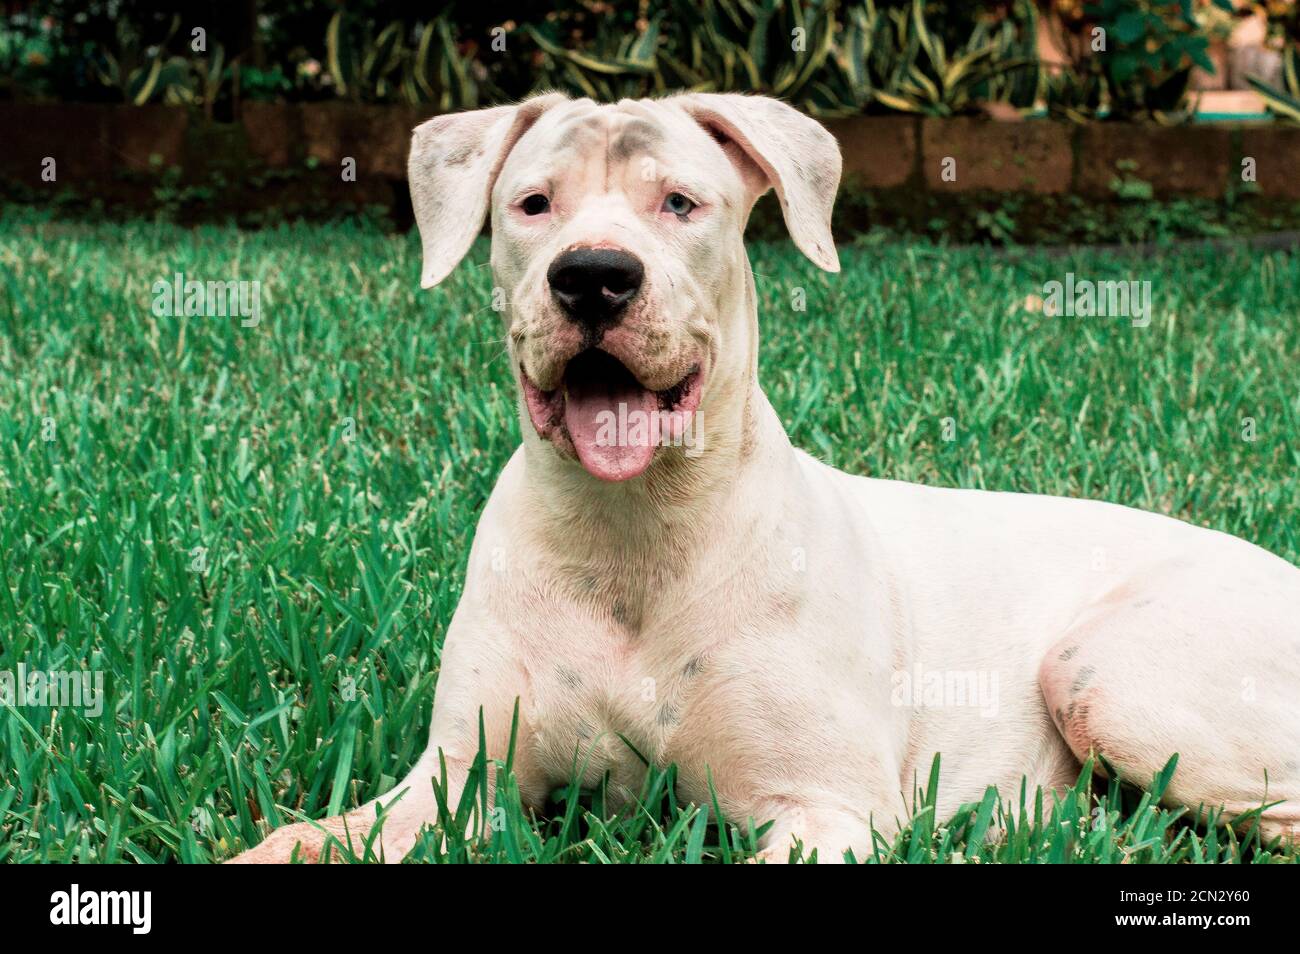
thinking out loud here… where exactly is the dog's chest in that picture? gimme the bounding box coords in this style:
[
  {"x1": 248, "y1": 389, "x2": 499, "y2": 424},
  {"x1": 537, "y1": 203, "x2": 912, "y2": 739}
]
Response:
[{"x1": 525, "y1": 635, "x2": 711, "y2": 792}]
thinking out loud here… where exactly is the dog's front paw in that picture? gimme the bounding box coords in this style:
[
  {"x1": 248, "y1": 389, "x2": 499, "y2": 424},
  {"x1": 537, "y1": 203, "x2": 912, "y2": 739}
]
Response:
[{"x1": 226, "y1": 822, "x2": 338, "y2": 864}]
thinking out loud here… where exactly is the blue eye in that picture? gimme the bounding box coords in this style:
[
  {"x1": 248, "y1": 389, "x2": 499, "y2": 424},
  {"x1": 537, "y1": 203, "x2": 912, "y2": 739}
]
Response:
[
  {"x1": 521, "y1": 194, "x2": 550, "y2": 216},
  {"x1": 662, "y1": 192, "x2": 696, "y2": 217}
]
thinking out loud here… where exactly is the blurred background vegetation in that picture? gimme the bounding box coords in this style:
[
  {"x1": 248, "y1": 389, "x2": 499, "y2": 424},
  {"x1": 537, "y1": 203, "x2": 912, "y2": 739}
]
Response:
[{"x1": 2, "y1": 1, "x2": 1299, "y2": 123}]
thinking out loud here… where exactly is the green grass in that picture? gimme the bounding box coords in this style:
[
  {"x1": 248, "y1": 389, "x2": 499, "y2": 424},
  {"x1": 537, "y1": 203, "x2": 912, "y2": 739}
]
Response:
[{"x1": 0, "y1": 209, "x2": 1297, "y2": 863}]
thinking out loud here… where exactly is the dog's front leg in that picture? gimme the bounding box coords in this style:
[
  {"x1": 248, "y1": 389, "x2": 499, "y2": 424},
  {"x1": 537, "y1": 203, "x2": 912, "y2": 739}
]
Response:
[
  {"x1": 225, "y1": 744, "x2": 470, "y2": 864},
  {"x1": 229, "y1": 609, "x2": 535, "y2": 864},
  {"x1": 750, "y1": 798, "x2": 883, "y2": 864}
]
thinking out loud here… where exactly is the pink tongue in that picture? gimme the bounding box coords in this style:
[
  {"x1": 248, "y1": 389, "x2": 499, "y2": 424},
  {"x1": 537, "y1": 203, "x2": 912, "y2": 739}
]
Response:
[{"x1": 565, "y1": 380, "x2": 660, "y2": 482}]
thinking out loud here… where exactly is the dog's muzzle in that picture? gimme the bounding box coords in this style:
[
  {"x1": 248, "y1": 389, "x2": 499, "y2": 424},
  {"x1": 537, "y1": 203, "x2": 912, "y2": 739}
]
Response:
[{"x1": 522, "y1": 245, "x2": 702, "y2": 483}]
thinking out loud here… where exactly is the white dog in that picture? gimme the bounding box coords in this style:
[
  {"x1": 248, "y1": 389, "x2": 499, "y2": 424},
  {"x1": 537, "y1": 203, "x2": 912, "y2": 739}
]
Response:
[{"x1": 233, "y1": 92, "x2": 1300, "y2": 863}]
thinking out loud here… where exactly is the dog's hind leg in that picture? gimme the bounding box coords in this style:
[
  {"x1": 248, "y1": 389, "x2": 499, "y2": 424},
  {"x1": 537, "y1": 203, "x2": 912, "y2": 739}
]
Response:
[{"x1": 1037, "y1": 560, "x2": 1300, "y2": 846}]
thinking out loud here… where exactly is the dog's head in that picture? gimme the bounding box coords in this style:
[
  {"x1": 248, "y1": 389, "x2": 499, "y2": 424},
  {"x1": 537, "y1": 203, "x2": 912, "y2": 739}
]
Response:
[{"x1": 409, "y1": 92, "x2": 840, "y2": 482}]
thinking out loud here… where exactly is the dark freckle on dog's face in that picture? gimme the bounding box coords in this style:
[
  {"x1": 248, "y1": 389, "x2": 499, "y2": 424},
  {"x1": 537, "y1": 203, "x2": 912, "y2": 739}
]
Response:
[
  {"x1": 1058, "y1": 645, "x2": 1080, "y2": 662},
  {"x1": 556, "y1": 665, "x2": 583, "y2": 690},
  {"x1": 577, "y1": 720, "x2": 594, "y2": 741},
  {"x1": 1132, "y1": 598, "x2": 1153, "y2": 609},
  {"x1": 609, "y1": 120, "x2": 664, "y2": 162},
  {"x1": 683, "y1": 655, "x2": 705, "y2": 678},
  {"x1": 446, "y1": 143, "x2": 480, "y2": 166},
  {"x1": 1071, "y1": 665, "x2": 1096, "y2": 694},
  {"x1": 555, "y1": 120, "x2": 603, "y2": 158},
  {"x1": 656, "y1": 703, "x2": 679, "y2": 726}
]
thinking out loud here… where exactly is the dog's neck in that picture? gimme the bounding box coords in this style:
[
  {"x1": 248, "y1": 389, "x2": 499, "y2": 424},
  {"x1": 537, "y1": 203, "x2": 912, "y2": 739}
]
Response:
[{"x1": 515, "y1": 381, "x2": 797, "y2": 628}]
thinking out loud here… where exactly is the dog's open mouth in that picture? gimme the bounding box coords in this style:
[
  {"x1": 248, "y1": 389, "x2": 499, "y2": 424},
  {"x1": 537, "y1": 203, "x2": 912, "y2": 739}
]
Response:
[{"x1": 522, "y1": 349, "x2": 702, "y2": 482}]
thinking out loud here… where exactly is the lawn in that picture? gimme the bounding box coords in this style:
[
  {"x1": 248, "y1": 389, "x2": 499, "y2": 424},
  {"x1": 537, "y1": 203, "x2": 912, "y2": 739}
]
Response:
[{"x1": 0, "y1": 210, "x2": 1297, "y2": 863}]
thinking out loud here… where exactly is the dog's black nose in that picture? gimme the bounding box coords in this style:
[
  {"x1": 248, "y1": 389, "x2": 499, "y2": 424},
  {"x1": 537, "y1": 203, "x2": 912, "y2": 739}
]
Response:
[{"x1": 547, "y1": 247, "x2": 644, "y2": 333}]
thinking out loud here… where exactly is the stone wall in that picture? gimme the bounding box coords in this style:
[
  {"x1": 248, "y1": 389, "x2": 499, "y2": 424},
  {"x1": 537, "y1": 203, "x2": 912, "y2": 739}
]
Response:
[{"x1": 2, "y1": 105, "x2": 1295, "y2": 218}]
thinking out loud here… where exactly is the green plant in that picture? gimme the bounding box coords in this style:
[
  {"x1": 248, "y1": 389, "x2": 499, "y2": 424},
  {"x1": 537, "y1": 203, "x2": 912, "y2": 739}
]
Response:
[
  {"x1": 834, "y1": 0, "x2": 1038, "y2": 116},
  {"x1": 326, "y1": 12, "x2": 402, "y2": 102},
  {"x1": 325, "y1": 11, "x2": 485, "y2": 109},
  {"x1": 1248, "y1": 45, "x2": 1300, "y2": 123},
  {"x1": 523, "y1": 0, "x2": 843, "y2": 110},
  {"x1": 407, "y1": 17, "x2": 485, "y2": 111},
  {"x1": 1108, "y1": 157, "x2": 1155, "y2": 200},
  {"x1": 525, "y1": 13, "x2": 662, "y2": 101},
  {"x1": 1042, "y1": 0, "x2": 1235, "y2": 123},
  {"x1": 1086, "y1": 0, "x2": 1225, "y2": 121},
  {"x1": 239, "y1": 64, "x2": 293, "y2": 102},
  {"x1": 1043, "y1": 56, "x2": 1107, "y2": 122},
  {"x1": 522, "y1": 0, "x2": 1038, "y2": 118},
  {"x1": 91, "y1": 14, "x2": 194, "y2": 105},
  {"x1": 156, "y1": 43, "x2": 228, "y2": 118},
  {"x1": 977, "y1": 1, "x2": 1041, "y2": 108},
  {"x1": 0, "y1": 11, "x2": 60, "y2": 99},
  {"x1": 663, "y1": 0, "x2": 841, "y2": 106}
]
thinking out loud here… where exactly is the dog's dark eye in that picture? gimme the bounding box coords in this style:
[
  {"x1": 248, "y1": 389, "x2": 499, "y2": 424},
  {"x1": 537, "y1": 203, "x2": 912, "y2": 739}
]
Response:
[
  {"x1": 521, "y1": 194, "x2": 550, "y2": 216},
  {"x1": 662, "y1": 192, "x2": 696, "y2": 217}
]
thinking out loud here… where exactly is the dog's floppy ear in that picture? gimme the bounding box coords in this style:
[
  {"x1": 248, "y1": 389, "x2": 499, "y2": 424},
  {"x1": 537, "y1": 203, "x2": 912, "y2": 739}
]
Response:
[
  {"x1": 408, "y1": 93, "x2": 568, "y2": 288},
  {"x1": 678, "y1": 93, "x2": 840, "y2": 272}
]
